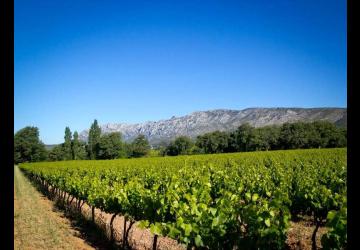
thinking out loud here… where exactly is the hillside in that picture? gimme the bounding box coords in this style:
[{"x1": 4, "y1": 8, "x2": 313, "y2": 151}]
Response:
[{"x1": 79, "y1": 107, "x2": 347, "y2": 145}]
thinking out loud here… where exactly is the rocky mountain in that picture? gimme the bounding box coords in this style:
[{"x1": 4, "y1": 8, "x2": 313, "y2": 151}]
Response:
[{"x1": 79, "y1": 108, "x2": 347, "y2": 146}]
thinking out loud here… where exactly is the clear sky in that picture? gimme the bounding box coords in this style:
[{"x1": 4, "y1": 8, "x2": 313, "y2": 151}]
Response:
[{"x1": 15, "y1": 0, "x2": 347, "y2": 144}]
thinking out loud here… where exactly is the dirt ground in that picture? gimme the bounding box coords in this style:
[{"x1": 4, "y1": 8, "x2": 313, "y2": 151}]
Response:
[
  {"x1": 286, "y1": 217, "x2": 328, "y2": 250},
  {"x1": 14, "y1": 165, "x2": 104, "y2": 250}
]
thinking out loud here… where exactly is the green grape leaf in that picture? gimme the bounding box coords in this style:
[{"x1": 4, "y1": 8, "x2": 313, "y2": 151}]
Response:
[
  {"x1": 209, "y1": 207, "x2": 217, "y2": 216},
  {"x1": 252, "y1": 193, "x2": 259, "y2": 202},
  {"x1": 195, "y1": 235, "x2": 204, "y2": 247},
  {"x1": 150, "y1": 223, "x2": 163, "y2": 236},
  {"x1": 265, "y1": 218, "x2": 271, "y2": 227}
]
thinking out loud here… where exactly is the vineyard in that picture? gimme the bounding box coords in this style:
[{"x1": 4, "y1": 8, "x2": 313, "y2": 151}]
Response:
[{"x1": 19, "y1": 148, "x2": 347, "y2": 249}]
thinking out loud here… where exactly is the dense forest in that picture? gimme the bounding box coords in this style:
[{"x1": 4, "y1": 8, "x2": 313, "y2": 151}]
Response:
[{"x1": 14, "y1": 120, "x2": 346, "y2": 163}]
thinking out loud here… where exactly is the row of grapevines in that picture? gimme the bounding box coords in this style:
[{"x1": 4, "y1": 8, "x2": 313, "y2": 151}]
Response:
[{"x1": 19, "y1": 148, "x2": 347, "y2": 249}]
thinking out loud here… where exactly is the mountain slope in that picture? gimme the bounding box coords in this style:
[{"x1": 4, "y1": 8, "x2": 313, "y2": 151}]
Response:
[{"x1": 79, "y1": 108, "x2": 347, "y2": 145}]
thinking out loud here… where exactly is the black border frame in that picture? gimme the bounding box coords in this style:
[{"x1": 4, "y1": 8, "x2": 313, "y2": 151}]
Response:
[
  {"x1": 1, "y1": 0, "x2": 14, "y2": 248},
  {"x1": 2, "y1": 0, "x2": 357, "y2": 249}
]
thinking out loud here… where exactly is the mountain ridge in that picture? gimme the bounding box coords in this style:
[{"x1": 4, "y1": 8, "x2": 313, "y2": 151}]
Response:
[{"x1": 79, "y1": 107, "x2": 347, "y2": 146}]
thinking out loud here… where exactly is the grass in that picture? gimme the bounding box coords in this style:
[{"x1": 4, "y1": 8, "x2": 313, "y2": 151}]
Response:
[{"x1": 14, "y1": 165, "x2": 96, "y2": 250}]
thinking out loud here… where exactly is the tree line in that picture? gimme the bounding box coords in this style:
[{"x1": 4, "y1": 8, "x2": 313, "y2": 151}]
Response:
[
  {"x1": 14, "y1": 120, "x2": 346, "y2": 163},
  {"x1": 14, "y1": 119, "x2": 151, "y2": 163},
  {"x1": 159, "y1": 121, "x2": 347, "y2": 156}
]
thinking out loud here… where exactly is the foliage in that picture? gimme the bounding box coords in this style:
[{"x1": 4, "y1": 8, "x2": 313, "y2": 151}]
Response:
[
  {"x1": 75, "y1": 141, "x2": 88, "y2": 160},
  {"x1": 97, "y1": 132, "x2": 125, "y2": 159},
  {"x1": 196, "y1": 131, "x2": 229, "y2": 154},
  {"x1": 47, "y1": 131, "x2": 88, "y2": 162},
  {"x1": 233, "y1": 123, "x2": 254, "y2": 152},
  {"x1": 166, "y1": 136, "x2": 194, "y2": 156},
  {"x1": 321, "y1": 204, "x2": 347, "y2": 250},
  {"x1": 71, "y1": 131, "x2": 88, "y2": 160},
  {"x1": 14, "y1": 126, "x2": 47, "y2": 163},
  {"x1": 146, "y1": 149, "x2": 162, "y2": 157},
  {"x1": 279, "y1": 121, "x2": 346, "y2": 150},
  {"x1": 129, "y1": 134, "x2": 150, "y2": 157},
  {"x1": 48, "y1": 144, "x2": 66, "y2": 161},
  {"x1": 20, "y1": 148, "x2": 346, "y2": 249},
  {"x1": 192, "y1": 121, "x2": 346, "y2": 154},
  {"x1": 63, "y1": 127, "x2": 73, "y2": 160},
  {"x1": 88, "y1": 119, "x2": 101, "y2": 160},
  {"x1": 248, "y1": 125, "x2": 280, "y2": 151},
  {"x1": 27, "y1": 120, "x2": 346, "y2": 163}
]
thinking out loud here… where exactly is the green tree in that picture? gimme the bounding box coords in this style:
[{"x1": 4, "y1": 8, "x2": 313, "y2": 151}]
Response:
[
  {"x1": 48, "y1": 144, "x2": 65, "y2": 161},
  {"x1": 233, "y1": 123, "x2": 254, "y2": 152},
  {"x1": 195, "y1": 134, "x2": 208, "y2": 153},
  {"x1": 63, "y1": 127, "x2": 73, "y2": 160},
  {"x1": 166, "y1": 136, "x2": 194, "y2": 156},
  {"x1": 72, "y1": 131, "x2": 79, "y2": 160},
  {"x1": 339, "y1": 128, "x2": 347, "y2": 147},
  {"x1": 196, "y1": 131, "x2": 230, "y2": 154},
  {"x1": 71, "y1": 131, "x2": 88, "y2": 160},
  {"x1": 279, "y1": 122, "x2": 311, "y2": 149},
  {"x1": 14, "y1": 126, "x2": 47, "y2": 163},
  {"x1": 311, "y1": 121, "x2": 347, "y2": 148},
  {"x1": 130, "y1": 134, "x2": 150, "y2": 157},
  {"x1": 123, "y1": 142, "x2": 133, "y2": 158},
  {"x1": 226, "y1": 132, "x2": 238, "y2": 153},
  {"x1": 248, "y1": 128, "x2": 266, "y2": 151},
  {"x1": 97, "y1": 132, "x2": 125, "y2": 159},
  {"x1": 88, "y1": 119, "x2": 101, "y2": 159},
  {"x1": 77, "y1": 141, "x2": 89, "y2": 160},
  {"x1": 154, "y1": 140, "x2": 170, "y2": 156},
  {"x1": 263, "y1": 125, "x2": 281, "y2": 150},
  {"x1": 248, "y1": 126, "x2": 281, "y2": 151},
  {"x1": 277, "y1": 121, "x2": 346, "y2": 149},
  {"x1": 189, "y1": 144, "x2": 203, "y2": 155}
]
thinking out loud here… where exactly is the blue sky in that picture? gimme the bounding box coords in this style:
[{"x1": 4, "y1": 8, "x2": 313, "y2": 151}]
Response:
[{"x1": 15, "y1": 0, "x2": 347, "y2": 144}]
